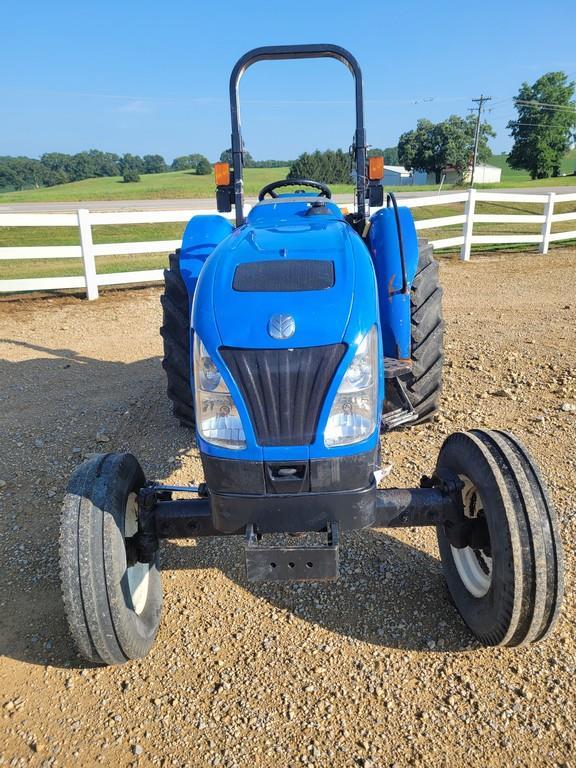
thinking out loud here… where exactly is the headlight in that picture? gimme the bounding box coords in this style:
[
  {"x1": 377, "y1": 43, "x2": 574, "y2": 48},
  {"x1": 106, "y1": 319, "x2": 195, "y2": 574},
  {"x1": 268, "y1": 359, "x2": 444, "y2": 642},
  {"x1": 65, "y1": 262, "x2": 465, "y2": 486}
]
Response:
[
  {"x1": 193, "y1": 336, "x2": 246, "y2": 449},
  {"x1": 324, "y1": 326, "x2": 378, "y2": 447}
]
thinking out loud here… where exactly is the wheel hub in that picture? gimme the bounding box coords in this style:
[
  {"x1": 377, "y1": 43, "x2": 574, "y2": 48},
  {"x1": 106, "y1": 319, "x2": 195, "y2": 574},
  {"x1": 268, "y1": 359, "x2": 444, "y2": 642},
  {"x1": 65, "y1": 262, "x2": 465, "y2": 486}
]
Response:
[
  {"x1": 124, "y1": 492, "x2": 150, "y2": 615},
  {"x1": 451, "y1": 476, "x2": 493, "y2": 598}
]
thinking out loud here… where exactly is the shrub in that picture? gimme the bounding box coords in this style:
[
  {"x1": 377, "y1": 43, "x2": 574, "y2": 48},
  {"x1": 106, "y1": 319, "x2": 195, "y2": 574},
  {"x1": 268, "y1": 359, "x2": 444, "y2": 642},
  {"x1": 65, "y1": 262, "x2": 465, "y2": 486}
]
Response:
[
  {"x1": 123, "y1": 169, "x2": 141, "y2": 183},
  {"x1": 195, "y1": 157, "x2": 212, "y2": 175}
]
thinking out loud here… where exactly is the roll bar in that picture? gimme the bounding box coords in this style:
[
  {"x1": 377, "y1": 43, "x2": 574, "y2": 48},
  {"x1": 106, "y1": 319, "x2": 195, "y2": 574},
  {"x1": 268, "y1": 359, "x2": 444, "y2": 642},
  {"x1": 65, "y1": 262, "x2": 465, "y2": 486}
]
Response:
[{"x1": 228, "y1": 44, "x2": 367, "y2": 226}]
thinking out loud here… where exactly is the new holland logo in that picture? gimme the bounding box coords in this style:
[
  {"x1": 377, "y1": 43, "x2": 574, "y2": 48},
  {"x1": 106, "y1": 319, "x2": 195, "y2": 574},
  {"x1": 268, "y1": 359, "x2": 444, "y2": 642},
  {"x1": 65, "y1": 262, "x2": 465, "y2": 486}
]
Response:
[{"x1": 268, "y1": 314, "x2": 296, "y2": 340}]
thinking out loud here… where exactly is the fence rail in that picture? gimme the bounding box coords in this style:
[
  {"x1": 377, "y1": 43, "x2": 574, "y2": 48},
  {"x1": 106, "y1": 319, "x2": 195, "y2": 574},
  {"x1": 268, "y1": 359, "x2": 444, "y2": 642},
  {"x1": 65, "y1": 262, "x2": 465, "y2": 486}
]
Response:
[{"x1": 1, "y1": 190, "x2": 575, "y2": 299}]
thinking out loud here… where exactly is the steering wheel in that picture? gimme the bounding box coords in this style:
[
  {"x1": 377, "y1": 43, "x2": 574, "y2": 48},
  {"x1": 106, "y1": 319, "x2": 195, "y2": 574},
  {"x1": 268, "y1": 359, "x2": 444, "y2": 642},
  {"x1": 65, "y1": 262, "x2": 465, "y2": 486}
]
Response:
[{"x1": 257, "y1": 178, "x2": 332, "y2": 201}]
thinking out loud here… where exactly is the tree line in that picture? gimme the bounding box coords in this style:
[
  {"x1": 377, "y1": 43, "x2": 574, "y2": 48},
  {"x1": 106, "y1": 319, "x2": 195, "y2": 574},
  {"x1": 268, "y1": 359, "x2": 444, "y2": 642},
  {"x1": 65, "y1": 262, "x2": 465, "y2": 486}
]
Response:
[
  {"x1": 0, "y1": 150, "x2": 218, "y2": 190},
  {"x1": 286, "y1": 147, "x2": 398, "y2": 184},
  {"x1": 0, "y1": 148, "x2": 297, "y2": 190},
  {"x1": 218, "y1": 149, "x2": 292, "y2": 168}
]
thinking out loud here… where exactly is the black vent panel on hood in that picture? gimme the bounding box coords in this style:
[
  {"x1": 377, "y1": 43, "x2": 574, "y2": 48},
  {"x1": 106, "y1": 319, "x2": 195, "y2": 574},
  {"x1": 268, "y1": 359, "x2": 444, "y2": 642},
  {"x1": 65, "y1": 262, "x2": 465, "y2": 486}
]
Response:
[
  {"x1": 220, "y1": 344, "x2": 346, "y2": 446},
  {"x1": 232, "y1": 259, "x2": 334, "y2": 292}
]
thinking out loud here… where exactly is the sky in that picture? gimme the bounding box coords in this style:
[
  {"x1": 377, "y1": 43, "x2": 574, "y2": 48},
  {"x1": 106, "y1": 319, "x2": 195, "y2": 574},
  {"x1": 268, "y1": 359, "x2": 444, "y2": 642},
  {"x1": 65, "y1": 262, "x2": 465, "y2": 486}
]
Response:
[{"x1": 1, "y1": 0, "x2": 575, "y2": 162}]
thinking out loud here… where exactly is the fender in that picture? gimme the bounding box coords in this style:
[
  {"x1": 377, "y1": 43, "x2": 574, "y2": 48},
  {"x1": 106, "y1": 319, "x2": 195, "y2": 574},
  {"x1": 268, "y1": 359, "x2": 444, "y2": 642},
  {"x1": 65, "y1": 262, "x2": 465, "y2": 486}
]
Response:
[
  {"x1": 369, "y1": 206, "x2": 419, "y2": 360},
  {"x1": 179, "y1": 214, "x2": 234, "y2": 303}
]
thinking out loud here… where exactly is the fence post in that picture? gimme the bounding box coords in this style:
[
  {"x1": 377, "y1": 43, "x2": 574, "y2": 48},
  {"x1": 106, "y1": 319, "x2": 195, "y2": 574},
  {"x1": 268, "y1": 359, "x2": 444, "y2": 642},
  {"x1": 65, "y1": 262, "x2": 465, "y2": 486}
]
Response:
[
  {"x1": 77, "y1": 208, "x2": 98, "y2": 300},
  {"x1": 460, "y1": 188, "x2": 476, "y2": 261},
  {"x1": 539, "y1": 191, "x2": 556, "y2": 254}
]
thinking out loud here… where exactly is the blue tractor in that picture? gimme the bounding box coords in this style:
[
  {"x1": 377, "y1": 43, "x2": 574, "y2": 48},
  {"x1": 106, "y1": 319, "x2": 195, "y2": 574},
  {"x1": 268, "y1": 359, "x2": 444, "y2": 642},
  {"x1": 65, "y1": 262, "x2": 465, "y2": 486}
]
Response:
[{"x1": 60, "y1": 45, "x2": 563, "y2": 665}]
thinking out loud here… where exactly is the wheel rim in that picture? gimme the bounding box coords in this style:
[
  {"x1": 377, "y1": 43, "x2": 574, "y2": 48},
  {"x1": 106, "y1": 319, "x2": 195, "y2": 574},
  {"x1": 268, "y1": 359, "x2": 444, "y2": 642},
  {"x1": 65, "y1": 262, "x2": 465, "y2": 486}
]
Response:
[
  {"x1": 451, "y1": 476, "x2": 492, "y2": 598},
  {"x1": 124, "y1": 492, "x2": 150, "y2": 615}
]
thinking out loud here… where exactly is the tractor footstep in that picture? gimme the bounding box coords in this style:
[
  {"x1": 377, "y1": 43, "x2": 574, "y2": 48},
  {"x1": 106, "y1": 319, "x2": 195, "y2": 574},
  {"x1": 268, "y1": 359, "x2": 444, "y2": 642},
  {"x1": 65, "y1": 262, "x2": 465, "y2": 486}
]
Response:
[{"x1": 245, "y1": 523, "x2": 339, "y2": 582}]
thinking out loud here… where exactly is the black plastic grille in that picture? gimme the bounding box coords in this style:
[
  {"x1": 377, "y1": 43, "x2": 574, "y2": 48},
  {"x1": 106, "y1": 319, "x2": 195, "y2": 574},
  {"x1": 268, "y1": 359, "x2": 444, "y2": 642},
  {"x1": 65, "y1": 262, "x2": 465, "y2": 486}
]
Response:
[
  {"x1": 233, "y1": 260, "x2": 334, "y2": 292},
  {"x1": 221, "y1": 344, "x2": 346, "y2": 446}
]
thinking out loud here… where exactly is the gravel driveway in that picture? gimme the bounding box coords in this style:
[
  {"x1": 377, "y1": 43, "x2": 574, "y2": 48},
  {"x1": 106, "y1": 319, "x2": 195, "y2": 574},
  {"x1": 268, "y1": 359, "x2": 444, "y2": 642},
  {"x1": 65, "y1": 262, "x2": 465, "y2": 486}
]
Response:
[{"x1": 0, "y1": 248, "x2": 574, "y2": 767}]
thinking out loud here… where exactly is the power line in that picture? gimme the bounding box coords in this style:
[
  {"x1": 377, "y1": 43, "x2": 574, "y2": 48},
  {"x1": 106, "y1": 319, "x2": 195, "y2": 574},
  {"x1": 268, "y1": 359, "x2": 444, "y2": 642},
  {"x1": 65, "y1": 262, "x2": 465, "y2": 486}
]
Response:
[
  {"x1": 514, "y1": 99, "x2": 576, "y2": 113},
  {"x1": 509, "y1": 122, "x2": 556, "y2": 127},
  {"x1": 489, "y1": 96, "x2": 514, "y2": 109},
  {"x1": 470, "y1": 94, "x2": 492, "y2": 187}
]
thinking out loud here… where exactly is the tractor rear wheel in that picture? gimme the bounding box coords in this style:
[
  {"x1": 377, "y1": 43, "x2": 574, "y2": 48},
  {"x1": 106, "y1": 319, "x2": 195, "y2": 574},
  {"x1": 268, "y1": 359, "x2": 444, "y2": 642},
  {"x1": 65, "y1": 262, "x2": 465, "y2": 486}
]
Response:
[
  {"x1": 436, "y1": 429, "x2": 564, "y2": 647},
  {"x1": 160, "y1": 251, "x2": 195, "y2": 427},
  {"x1": 405, "y1": 240, "x2": 443, "y2": 422}
]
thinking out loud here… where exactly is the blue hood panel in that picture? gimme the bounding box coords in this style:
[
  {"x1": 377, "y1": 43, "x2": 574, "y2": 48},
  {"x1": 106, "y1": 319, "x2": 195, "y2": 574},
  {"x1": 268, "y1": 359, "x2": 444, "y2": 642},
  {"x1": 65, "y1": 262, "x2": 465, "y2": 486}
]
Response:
[
  {"x1": 191, "y1": 200, "x2": 383, "y2": 460},
  {"x1": 212, "y1": 214, "x2": 355, "y2": 348}
]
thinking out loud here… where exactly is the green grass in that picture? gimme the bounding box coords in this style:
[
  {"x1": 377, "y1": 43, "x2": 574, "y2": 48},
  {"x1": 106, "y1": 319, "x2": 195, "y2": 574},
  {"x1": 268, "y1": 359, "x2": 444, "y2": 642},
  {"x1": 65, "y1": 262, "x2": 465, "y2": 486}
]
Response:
[
  {"x1": 0, "y1": 221, "x2": 188, "y2": 280},
  {"x1": 561, "y1": 148, "x2": 576, "y2": 174},
  {"x1": 1, "y1": 151, "x2": 575, "y2": 205},
  {"x1": 485, "y1": 154, "x2": 531, "y2": 182},
  {"x1": 0, "y1": 168, "x2": 293, "y2": 203},
  {"x1": 482, "y1": 150, "x2": 576, "y2": 186}
]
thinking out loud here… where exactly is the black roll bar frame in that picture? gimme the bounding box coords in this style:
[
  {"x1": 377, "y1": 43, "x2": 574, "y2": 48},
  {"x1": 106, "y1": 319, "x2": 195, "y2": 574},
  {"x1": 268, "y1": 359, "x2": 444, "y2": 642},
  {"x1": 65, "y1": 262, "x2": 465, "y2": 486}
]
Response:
[{"x1": 229, "y1": 44, "x2": 367, "y2": 226}]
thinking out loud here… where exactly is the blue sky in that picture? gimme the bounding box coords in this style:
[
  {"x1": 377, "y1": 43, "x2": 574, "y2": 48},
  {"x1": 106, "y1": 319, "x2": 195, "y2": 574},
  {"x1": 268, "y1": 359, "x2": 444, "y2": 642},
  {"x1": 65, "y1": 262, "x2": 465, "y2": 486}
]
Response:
[{"x1": 2, "y1": 0, "x2": 575, "y2": 161}]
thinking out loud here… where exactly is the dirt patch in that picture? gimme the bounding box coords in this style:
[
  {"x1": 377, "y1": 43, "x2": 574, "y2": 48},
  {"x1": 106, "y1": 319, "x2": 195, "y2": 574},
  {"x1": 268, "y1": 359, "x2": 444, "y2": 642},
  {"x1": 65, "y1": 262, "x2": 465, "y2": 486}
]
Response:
[{"x1": 0, "y1": 249, "x2": 575, "y2": 767}]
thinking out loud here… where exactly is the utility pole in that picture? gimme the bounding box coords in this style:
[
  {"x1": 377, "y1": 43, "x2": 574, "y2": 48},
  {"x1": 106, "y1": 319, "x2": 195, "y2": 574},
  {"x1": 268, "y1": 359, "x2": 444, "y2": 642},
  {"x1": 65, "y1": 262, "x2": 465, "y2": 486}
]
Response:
[{"x1": 470, "y1": 94, "x2": 492, "y2": 187}]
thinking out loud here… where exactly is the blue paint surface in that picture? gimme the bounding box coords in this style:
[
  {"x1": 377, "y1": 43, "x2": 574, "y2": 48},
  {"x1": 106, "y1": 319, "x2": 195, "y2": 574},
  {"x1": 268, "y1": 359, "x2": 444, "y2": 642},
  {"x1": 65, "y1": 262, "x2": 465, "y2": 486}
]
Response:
[
  {"x1": 369, "y1": 205, "x2": 419, "y2": 360},
  {"x1": 181, "y1": 199, "x2": 419, "y2": 462}
]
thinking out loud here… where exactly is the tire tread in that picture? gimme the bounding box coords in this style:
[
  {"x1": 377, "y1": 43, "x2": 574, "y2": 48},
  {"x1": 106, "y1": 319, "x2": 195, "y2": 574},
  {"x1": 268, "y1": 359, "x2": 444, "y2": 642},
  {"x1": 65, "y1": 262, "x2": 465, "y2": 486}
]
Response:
[
  {"x1": 160, "y1": 250, "x2": 195, "y2": 428},
  {"x1": 405, "y1": 242, "x2": 443, "y2": 423}
]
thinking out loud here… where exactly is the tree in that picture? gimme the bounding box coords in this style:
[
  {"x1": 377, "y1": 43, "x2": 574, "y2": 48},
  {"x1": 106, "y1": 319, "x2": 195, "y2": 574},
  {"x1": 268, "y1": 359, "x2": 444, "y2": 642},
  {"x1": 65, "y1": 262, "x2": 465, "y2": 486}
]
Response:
[
  {"x1": 38, "y1": 150, "x2": 120, "y2": 182},
  {"x1": 288, "y1": 149, "x2": 351, "y2": 184},
  {"x1": 0, "y1": 156, "x2": 45, "y2": 190},
  {"x1": 43, "y1": 169, "x2": 69, "y2": 187},
  {"x1": 87, "y1": 149, "x2": 120, "y2": 177},
  {"x1": 118, "y1": 153, "x2": 144, "y2": 175},
  {"x1": 171, "y1": 153, "x2": 207, "y2": 171},
  {"x1": 40, "y1": 152, "x2": 73, "y2": 183},
  {"x1": 398, "y1": 115, "x2": 494, "y2": 183},
  {"x1": 368, "y1": 146, "x2": 399, "y2": 165},
  {"x1": 195, "y1": 157, "x2": 212, "y2": 175},
  {"x1": 123, "y1": 169, "x2": 140, "y2": 183},
  {"x1": 69, "y1": 152, "x2": 95, "y2": 181},
  {"x1": 507, "y1": 72, "x2": 576, "y2": 179},
  {"x1": 250, "y1": 159, "x2": 292, "y2": 168},
  {"x1": 143, "y1": 154, "x2": 167, "y2": 174},
  {"x1": 219, "y1": 148, "x2": 254, "y2": 167}
]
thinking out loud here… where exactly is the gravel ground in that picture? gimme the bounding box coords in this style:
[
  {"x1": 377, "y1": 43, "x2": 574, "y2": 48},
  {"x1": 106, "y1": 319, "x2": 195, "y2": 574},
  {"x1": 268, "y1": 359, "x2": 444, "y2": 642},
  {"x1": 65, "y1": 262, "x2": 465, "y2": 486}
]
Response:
[{"x1": 0, "y1": 248, "x2": 574, "y2": 768}]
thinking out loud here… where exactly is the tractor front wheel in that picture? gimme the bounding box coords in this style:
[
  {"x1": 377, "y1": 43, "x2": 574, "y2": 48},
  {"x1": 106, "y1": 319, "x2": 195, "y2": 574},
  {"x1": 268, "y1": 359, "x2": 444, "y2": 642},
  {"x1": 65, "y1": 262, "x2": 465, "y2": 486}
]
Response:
[
  {"x1": 59, "y1": 453, "x2": 163, "y2": 665},
  {"x1": 436, "y1": 429, "x2": 564, "y2": 647}
]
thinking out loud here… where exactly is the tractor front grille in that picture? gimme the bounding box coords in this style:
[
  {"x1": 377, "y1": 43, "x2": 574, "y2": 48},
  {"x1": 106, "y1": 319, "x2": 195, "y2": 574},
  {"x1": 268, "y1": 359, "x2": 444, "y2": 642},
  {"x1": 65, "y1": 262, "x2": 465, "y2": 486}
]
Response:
[{"x1": 220, "y1": 344, "x2": 346, "y2": 446}]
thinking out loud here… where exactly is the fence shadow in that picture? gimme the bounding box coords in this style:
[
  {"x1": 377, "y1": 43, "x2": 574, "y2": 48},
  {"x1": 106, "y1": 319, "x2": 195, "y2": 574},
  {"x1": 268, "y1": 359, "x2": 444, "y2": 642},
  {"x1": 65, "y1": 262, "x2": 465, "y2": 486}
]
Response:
[{"x1": 0, "y1": 341, "x2": 473, "y2": 669}]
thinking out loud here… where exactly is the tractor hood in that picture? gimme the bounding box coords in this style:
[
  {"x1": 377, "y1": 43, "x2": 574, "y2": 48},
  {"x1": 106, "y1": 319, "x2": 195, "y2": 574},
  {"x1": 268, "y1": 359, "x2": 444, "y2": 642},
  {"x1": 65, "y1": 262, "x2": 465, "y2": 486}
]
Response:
[{"x1": 206, "y1": 203, "x2": 360, "y2": 348}]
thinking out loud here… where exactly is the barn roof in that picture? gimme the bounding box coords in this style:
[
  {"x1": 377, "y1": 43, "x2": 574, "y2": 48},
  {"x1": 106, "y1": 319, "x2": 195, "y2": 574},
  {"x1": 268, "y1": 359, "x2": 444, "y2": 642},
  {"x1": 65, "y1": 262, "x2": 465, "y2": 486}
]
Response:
[{"x1": 383, "y1": 165, "x2": 411, "y2": 174}]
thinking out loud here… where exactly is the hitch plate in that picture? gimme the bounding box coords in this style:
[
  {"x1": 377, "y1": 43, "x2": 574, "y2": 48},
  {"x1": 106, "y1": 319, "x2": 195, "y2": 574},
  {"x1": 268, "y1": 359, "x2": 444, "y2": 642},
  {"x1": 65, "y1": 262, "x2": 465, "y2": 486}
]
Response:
[{"x1": 245, "y1": 522, "x2": 339, "y2": 582}]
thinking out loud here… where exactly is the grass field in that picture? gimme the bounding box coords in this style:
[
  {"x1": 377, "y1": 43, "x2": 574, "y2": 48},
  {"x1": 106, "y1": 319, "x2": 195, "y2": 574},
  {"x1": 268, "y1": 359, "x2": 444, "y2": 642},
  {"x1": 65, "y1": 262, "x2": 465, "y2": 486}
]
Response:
[
  {"x1": 0, "y1": 168, "x2": 293, "y2": 203},
  {"x1": 479, "y1": 150, "x2": 576, "y2": 187},
  {"x1": 1, "y1": 151, "x2": 575, "y2": 205}
]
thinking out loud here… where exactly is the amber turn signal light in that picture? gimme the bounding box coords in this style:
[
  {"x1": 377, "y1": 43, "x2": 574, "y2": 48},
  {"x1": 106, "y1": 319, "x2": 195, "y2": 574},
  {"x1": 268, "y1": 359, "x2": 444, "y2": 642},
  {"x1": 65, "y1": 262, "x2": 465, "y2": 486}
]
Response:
[
  {"x1": 214, "y1": 162, "x2": 230, "y2": 186},
  {"x1": 368, "y1": 156, "x2": 384, "y2": 181}
]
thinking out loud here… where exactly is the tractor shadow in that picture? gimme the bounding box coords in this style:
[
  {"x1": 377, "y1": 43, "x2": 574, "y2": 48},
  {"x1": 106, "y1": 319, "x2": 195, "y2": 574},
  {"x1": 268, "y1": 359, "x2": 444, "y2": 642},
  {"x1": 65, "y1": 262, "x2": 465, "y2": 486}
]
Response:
[
  {"x1": 0, "y1": 339, "x2": 195, "y2": 669},
  {"x1": 162, "y1": 532, "x2": 475, "y2": 654},
  {"x1": 0, "y1": 339, "x2": 473, "y2": 669}
]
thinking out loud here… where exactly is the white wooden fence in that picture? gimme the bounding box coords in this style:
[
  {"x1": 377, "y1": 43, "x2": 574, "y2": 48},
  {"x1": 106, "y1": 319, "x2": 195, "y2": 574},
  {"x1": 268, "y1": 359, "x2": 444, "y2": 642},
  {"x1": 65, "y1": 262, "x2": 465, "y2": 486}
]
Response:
[{"x1": 1, "y1": 190, "x2": 575, "y2": 300}]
